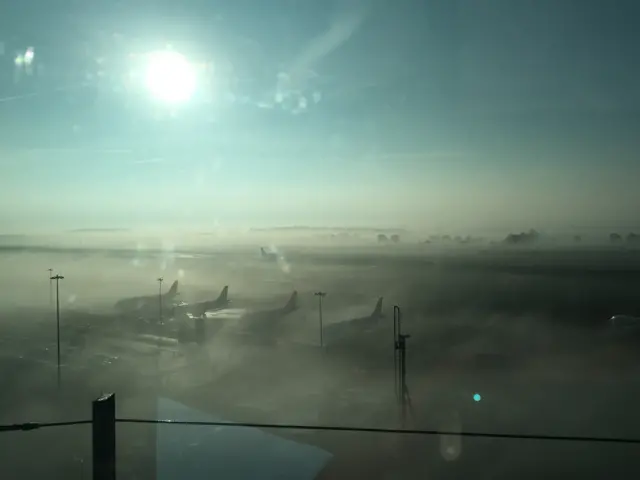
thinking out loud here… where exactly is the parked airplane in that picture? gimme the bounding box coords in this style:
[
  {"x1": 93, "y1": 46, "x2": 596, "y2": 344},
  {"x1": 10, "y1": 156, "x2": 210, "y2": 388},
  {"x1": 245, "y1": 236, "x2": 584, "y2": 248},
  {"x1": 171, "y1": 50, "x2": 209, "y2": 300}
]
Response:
[
  {"x1": 275, "y1": 297, "x2": 386, "y2": 351},
  {"x1": 321, "y1": 297, "x2": 385, "y2": 347},
  {"x1": 609, "y1": 314, "x2": 640, "y2": 331},
  {"x1": 260, "y1": 247, "x2": 279, "y2": 262},
  {"x1": 172, "y1": 286, "x2": 230, "y2": 319},
  {"x1": 114, "y1": 280, "x2": 179, "y2": 315},
  {"x1": 607, "y1": 314, "x2": 640, "y2": 341},
  {"x1": 195, "y1": 290, "x2": 299, "y2": 344}
]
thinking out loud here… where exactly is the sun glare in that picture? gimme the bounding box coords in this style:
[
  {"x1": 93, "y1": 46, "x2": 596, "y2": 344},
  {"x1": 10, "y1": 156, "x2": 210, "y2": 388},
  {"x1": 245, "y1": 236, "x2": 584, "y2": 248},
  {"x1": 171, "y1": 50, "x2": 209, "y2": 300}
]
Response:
[{"x1": 144, "y1": 50, "x2": 196, "y2": 104}]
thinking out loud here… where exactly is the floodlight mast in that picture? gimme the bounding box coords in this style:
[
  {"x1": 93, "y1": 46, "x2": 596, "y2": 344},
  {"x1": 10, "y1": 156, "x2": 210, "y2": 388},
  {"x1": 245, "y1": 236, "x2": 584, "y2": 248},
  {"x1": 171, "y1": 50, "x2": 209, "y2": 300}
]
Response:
[
  {"x1": 314, "y1": 292, "x2": 327, "y2": 347},
  {"x1": 393, "y1": 305, "x2": 411, "y2": 427},
  {"x1": 47, "y1": 268, "x2": 53, "y2": 305},
  {"x1": 157, "y1": 277, "x2": 164, "y2": 323},
  {"x1": 50, "y1": 274, "x2": 64, "y2": 387}
]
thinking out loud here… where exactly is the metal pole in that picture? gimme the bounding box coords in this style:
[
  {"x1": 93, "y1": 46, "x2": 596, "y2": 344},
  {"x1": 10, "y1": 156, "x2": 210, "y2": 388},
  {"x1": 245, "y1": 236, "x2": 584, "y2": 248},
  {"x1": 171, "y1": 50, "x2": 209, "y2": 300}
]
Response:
[
  {"x1": 92, "y1": 393, "x2": 116, "y2": 480},
  {"x1": 393, "y1": 305, "x2": 410, "y2": 427},
  {"x1": 156, "y1": 277, "x2": 164, "y2": 385},
  {"x1": 318, "y1": 294, "x2": 323, "y2": 348},
  {"x1": 399, "y1": 334, "x2": 408, "y2": 426},
  {"x1": 50, "y1": 274, "x2": 64, "y2": 388},
  {"x1": 157, "y1": 277, "x2": 163, "y2": 324},
  {"x1": 393, "y1": 305, "x2": 400, "y2": 351},
  {"x1": 393, "y1": 305, "x2": 400, "y2": 401},
  {"x1": 48, "y1": 268, "x2": 53, "y2": 305},
  {"x1": 314, "y1": 292, "x2": 326, "y2": 348},
  {"x1": 56, "y1": 278, "x2": 60, "y2": 374}
]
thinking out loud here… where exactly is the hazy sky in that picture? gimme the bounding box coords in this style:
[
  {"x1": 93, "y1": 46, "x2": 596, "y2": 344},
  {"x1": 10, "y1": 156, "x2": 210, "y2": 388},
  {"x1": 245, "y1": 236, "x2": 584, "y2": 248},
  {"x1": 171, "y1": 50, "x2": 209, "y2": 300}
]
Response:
[{"x1": 1, "y1": 0, "x2": 639, "y2": 233}]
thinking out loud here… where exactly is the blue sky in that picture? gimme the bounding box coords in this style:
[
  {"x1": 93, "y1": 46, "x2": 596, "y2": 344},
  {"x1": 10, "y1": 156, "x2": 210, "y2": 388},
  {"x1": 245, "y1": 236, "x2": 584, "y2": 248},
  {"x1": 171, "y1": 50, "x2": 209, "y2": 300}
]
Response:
[{"x1": 1, "y1": 0, "x2": 639, "y2": 233}]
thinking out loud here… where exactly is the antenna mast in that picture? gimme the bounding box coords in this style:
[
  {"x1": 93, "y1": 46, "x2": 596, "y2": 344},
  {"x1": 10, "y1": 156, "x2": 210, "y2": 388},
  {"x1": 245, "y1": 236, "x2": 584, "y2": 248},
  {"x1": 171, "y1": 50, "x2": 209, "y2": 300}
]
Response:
[
  {"x1": 314, "y1": 292, "x2": 327, "y2": 348},
  {"x1": 393, "y1": 305, "x2": 411, "y2": 427},
  {"x1": 157, "y1": 277, "x2": 164, "y2": 324},
  {"x1": 50, "y1": 273, "x2": 64, "y2": 388}
]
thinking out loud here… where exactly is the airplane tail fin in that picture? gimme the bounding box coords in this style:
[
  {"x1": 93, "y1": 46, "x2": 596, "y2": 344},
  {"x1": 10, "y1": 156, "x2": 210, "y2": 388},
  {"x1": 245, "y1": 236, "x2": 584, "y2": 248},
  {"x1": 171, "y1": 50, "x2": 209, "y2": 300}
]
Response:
[
  {"x1": 283, "y1": 290, "x2": 298, "y2": 313},
  {"x1": 167, "y1": 280, "x2": 179, "y2": 297},
  {"x1": 217, "y1": 285, "x2": 229, "y2": 304},
  {"x1": 371, "y1": 297, "x2": 383, "y2": 317},
  {"x1": 260, "y1": 247, "x2": 267, "y2": 257}
]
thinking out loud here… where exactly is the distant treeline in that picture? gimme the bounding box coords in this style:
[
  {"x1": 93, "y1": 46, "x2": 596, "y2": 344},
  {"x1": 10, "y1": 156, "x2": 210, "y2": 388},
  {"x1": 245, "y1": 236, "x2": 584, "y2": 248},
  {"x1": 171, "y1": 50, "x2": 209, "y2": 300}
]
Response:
[
  {"x1": 250, "y1": 226, "x2": 407, "y2": 233},
  {"x1": 502, "y1": 229, "x2": 640, "y2": 246},
  {"x1": 609, "y1": 232, "x2": 640, "y2": 244},
  {"x1": 67, "y1": 228, "x2": 131, "y2": 233}
]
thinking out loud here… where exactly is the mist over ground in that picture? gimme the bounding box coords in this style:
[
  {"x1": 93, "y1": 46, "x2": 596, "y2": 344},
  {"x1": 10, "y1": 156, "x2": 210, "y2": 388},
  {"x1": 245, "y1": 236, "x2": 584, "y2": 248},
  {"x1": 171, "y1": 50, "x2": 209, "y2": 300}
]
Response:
[{"x1": 1, "y1": 234, "x2": 640, "y2": 478}]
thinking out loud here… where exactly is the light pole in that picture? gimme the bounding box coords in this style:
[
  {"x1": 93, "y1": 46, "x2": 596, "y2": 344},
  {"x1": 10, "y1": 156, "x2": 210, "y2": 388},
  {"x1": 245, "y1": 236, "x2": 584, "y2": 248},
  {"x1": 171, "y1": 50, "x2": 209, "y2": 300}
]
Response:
[
  {"x1": 157, "y1": 277, "x2": 163, "y2": 324},
  {"x1": 47, "y1": 268, "x2": 53, "y2": 305},
  {"x1": 156, "y1": 277, "x2": 165, "y2": 387},
  {"x1": 50, "y1": 273, "x2": 64, "y2": 387},
  {"x1": 314, "y1": 292, "x2": 327, "y2": 348}
]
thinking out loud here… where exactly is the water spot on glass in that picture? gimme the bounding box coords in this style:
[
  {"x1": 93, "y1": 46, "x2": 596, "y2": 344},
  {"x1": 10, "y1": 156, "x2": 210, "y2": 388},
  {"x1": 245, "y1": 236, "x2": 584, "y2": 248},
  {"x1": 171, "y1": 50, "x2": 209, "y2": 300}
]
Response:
[
  {"x1": 24, "y1": 47, "x2": 34, "y2": 64},
  {"x1": 439, "y1": 410, "x2": 462, "y2": 461}
]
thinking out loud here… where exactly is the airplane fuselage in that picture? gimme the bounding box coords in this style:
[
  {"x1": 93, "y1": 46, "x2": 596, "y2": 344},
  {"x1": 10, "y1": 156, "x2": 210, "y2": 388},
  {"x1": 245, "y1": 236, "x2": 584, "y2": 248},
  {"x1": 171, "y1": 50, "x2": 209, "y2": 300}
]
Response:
[
  {"x1": 114, "y1": 280, "x2": 179, "y2": 317},
  {"x1": 323, "y1": 314, "x2": 384, "y2": 346},
  {"x1": 114, "y1": 297, "x2": 179, "y2": 321},
  {"x1": 608, "y1": 315, "x2": 640, "y2": 337},
  {"x1": 172, "y1": 286, "x2": 230, "y2": 319},
  {"x1": 321, "y1": 297, "x2": 385, "y2": 347}
]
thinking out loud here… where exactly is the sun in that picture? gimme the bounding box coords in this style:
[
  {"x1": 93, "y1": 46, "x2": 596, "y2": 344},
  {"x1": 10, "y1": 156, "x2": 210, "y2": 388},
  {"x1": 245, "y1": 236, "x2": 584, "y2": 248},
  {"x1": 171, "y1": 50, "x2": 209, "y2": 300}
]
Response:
[{"x1": 144, "y1": 50, "x2": 196, "y2": 104}]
